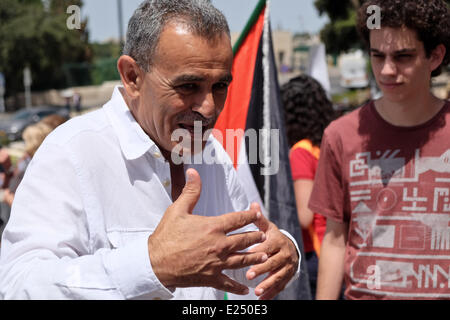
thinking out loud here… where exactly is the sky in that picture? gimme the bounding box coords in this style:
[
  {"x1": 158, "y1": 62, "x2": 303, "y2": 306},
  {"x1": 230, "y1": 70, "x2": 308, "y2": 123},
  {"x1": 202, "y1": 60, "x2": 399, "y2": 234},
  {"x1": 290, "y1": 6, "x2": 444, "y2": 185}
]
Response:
[{"x1": 82, "y1": 0, "x2": 329, "y2": 43}]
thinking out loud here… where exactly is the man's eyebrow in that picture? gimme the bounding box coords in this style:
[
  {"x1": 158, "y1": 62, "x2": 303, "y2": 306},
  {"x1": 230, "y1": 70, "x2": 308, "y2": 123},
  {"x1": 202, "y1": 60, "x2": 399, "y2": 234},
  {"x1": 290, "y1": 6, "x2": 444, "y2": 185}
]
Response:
[
  {"x1": 370, "y1": 48, "x2": 417, "y2": 54},
  {"x1": 173, "y1": 73, "x2": 233, "y2": 83},
  {"x1": 393, "y1": 48, "x2": 417, "y2": 54},
  {"x1": 173, "y1": 74, "x2": 206, "y2": 83}
]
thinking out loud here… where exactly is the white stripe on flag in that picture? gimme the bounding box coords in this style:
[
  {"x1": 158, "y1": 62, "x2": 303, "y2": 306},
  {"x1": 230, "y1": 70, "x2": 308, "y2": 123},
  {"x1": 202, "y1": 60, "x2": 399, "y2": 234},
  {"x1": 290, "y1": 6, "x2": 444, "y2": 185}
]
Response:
[{"x1": 262, "y1": 1, "x2": 271, "y2": 216}]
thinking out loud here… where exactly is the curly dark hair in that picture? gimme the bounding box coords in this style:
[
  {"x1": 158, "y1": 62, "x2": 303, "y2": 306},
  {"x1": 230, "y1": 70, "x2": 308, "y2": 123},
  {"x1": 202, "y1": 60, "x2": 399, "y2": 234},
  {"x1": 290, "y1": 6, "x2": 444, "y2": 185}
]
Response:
[
  {"x1": 356, "y1": 0, "x2": 450, "y2": 77},
  {"x1": 281, "y1": 74, "x2": 336, "y2": 148}
]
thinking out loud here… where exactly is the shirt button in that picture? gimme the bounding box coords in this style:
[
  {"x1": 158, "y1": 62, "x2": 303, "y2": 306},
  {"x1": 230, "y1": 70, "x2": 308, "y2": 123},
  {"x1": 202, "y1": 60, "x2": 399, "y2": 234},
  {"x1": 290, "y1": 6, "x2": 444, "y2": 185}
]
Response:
[
  {"x1": 163, "y1": 179, "x2": 171, "y2": 188},
  {"x1": 153, "y1": 152, "x2": 161, "y2": 159}
]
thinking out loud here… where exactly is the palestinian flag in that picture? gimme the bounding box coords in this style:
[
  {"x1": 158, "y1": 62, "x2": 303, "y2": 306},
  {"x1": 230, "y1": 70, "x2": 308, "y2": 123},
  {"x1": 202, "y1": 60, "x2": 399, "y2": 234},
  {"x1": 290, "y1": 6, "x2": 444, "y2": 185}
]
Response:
[{"x1": 214, "y1": 0, "x2": 311, "y2": 300}]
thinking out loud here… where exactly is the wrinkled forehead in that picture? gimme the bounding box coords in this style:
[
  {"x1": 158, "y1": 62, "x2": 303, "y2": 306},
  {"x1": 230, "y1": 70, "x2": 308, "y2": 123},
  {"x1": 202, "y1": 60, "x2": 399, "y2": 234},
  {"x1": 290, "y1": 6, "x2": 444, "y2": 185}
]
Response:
[{"x1": 153, "y1": 21, "x2": 232, "y2": 70}]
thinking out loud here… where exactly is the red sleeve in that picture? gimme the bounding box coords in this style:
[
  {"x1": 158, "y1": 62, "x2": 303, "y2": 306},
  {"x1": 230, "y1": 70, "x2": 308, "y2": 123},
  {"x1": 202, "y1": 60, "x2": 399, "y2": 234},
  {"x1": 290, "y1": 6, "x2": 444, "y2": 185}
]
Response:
[
  {"x1": 308, "y1": 128, "x2": 347, "y2": 223},
  {"x1": 289, "y1": 147, "x2": 317, "y2": 180}
]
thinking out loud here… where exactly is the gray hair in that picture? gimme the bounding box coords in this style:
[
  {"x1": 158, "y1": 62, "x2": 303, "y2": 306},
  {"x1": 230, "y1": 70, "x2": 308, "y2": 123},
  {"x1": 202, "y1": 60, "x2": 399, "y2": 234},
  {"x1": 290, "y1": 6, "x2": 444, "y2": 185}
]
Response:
[{"x1": 123, "y1": 0, "x2": 230, "y2": 71}]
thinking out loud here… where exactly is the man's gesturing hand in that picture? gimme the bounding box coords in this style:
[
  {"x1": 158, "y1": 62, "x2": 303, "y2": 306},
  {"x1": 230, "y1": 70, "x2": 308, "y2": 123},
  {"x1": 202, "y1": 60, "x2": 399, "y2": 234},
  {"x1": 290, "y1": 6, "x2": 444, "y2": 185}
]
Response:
[
  {"x1": 246, "y1": 203, "x2": 299, "y2": 300},
  {"x1": 148, "y1": 168, "x2": 267, "y2": 295}
]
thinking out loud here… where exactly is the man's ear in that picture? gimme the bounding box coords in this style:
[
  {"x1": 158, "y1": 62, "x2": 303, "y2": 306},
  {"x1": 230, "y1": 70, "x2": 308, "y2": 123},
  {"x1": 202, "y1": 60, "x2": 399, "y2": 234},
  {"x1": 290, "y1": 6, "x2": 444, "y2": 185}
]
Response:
[
  {"x1": 117, "y1": 55, "x2": 145, "y2": 99},
  {"x1": 429, "y1": 44, "x2": 446, "y2": 73}
]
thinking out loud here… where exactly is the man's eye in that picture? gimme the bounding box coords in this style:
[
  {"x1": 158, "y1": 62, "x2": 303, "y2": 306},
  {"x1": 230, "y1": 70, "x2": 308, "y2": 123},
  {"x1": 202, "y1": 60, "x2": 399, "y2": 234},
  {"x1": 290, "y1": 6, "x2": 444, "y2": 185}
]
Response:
[
  {"x1": 176, "y1": 83, "x2": 198, "y2": 93},
  {"x1": 213, "y1": 82, "x2": 229, "y2": 93},
  {"x1": 371, "y1": 54, "x2": 384, "y2": 59},
  {"x1": 395, "y1": 54, "x2": 412, "y2": 60}
]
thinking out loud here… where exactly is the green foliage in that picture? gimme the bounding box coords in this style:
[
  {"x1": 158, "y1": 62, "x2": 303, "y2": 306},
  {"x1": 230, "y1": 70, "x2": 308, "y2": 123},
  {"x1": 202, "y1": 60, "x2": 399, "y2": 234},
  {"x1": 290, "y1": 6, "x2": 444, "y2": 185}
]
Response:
[
  {"x1": 49, "y1": 0, "x2": 83, "y2": 13},
  {"x1": 314, "y1": 0, "x2": 355, "y2": 21},
  {"x1": 319, "y1": 10, "x2": 361, "y2": 55},
  {"x1": 314, "y1": 0, "x2": 364, "y2": 55},
  {"x1": 91, "y1": 57, "x2": 121, "y2": 86},
  {"x1": 89, "y1": 41, "x2": 122, "y2": 85},
  {"x1": 91, "y1": 41, "x2": 122, "y2": 60},
  {"x1": 0, "y1": 0, "x2": 91, "y2": 98}
]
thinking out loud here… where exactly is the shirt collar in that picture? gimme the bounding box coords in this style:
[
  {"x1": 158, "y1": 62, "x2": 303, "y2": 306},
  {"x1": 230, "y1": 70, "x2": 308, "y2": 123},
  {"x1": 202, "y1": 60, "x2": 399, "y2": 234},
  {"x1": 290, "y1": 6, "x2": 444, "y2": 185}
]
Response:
[{"x1": 104, "y1": 85, "x2": 162, "y2": 161}]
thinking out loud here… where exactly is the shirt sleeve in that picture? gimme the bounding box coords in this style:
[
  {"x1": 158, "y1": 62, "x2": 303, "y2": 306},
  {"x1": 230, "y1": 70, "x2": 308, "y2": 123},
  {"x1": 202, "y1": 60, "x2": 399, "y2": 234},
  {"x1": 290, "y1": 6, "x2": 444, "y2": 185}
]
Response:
[
  {"x1": 0, "y1": 142, "x2": 172, "y2": 300},
  {"x1": 308, "y1": 128, "x2": 347, "y2": 223},
  {"x1": 289, "y1": 147, "x2": 317, "y2": 180}
]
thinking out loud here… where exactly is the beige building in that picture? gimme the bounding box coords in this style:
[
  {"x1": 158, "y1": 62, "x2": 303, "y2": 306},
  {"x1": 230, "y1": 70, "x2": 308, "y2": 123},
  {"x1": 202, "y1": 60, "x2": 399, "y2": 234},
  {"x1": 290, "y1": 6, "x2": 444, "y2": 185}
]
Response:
[
  {"x1": 271, "y1": 30, "x2": 294, "y2": 72},
  {"x1": 292, "y1": 33, "x2": 322, "y2": 72},
  {"x1": 231, "y1": 30, "x2": 296, "y2": 70}
]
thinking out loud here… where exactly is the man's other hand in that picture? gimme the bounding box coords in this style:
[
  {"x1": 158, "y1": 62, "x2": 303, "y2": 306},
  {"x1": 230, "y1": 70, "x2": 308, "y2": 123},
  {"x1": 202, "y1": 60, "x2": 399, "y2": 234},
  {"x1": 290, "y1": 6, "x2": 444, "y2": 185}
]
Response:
[{"x1": 246, "y1": 203, "x2": 299, "y2": 300}]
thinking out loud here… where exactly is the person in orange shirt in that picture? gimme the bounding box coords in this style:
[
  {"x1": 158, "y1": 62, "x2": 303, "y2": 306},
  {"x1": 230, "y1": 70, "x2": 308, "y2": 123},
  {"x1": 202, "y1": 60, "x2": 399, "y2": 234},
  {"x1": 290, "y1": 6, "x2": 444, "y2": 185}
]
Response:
[{"x1": 281, "y1": 74, "x2": 336, "y2": 298}]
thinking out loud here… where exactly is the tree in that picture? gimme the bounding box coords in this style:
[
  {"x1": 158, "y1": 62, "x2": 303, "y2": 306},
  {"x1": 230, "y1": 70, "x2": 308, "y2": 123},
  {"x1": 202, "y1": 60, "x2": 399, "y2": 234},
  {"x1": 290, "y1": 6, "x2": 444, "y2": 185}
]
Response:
[
  {"x1": 0, "y1": 0, "x2": 91, "y2": 106},
  {"x1": 314, "y1": 0, "x2": 365, "y2": 55},
  {"x1": 314, "y1": 0, "x2": 450, "y2": 55},
  {"x1": 90, "y1": 41, "x2": 122, "y2": 85}
]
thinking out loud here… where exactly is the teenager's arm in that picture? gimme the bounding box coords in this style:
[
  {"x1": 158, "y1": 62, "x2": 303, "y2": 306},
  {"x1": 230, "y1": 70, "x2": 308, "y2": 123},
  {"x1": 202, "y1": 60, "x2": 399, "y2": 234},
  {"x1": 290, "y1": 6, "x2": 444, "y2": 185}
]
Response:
[{"x1": 316, "y1": 218, "x2": 348, "y2": 300}]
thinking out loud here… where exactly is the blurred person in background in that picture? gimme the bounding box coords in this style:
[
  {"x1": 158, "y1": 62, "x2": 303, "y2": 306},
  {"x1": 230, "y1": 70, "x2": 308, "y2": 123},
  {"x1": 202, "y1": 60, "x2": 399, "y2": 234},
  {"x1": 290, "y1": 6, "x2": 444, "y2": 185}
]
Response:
[
  {"x1": 0, "y1": 148, "x2": 12, "y2": 190},
  {"x1": 40, "y1": 114, "x2": 69, "y2": 130},
  {"x1": 4, "y1": 114, "x2": 68, "y2": 207},
  {"x1": 73, "y1": 92, "x2": 82, "y2": 113},
  {"x1": 281, "y1": 74, "x2": 336, "y2": 299},
  {"x1": 0, "y1": 147, "x2": 13, "y2": 248}
]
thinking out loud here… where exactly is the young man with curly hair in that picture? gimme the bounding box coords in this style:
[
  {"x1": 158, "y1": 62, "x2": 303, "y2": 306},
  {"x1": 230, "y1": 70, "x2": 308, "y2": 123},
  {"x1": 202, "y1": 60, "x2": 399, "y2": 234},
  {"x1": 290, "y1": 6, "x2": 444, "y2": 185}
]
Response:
[{"x1": 309, "y1": 0, "x2": 450, "y2": 299}]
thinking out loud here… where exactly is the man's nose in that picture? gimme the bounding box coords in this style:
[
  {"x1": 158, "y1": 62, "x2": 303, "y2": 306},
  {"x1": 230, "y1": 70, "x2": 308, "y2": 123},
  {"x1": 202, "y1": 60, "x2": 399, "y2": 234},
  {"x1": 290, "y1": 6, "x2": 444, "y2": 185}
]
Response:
[
  {"x1": 380, "y1": 57, "x2": 397, "y2": 76},
  {"x1": 192, "y1": 91, "x2": 216, "y2": 120}
]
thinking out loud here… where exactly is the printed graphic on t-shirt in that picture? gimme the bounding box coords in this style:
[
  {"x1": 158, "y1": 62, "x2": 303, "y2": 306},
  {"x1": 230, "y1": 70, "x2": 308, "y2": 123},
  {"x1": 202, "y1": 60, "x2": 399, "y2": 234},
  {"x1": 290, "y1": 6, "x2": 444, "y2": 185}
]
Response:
[{"x1": 347, "y1": 148, "x2": 450, "y2": 298}]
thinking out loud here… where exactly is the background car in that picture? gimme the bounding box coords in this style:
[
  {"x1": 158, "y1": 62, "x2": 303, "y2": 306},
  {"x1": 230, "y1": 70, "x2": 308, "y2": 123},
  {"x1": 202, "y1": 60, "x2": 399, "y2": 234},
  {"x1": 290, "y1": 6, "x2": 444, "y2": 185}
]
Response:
[{"x1": 0, "y1": 106, "x2": 70, "y2": 142}]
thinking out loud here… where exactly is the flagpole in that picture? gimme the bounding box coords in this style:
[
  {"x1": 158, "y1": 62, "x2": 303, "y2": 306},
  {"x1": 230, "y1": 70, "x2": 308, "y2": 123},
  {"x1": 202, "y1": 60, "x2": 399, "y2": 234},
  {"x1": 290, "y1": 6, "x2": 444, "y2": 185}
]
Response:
[
  {"x1": 117, "y1": 0, "x2": 124, "y2": 49},
  {"x1": 262, "y1": 0, "x2": 271, "y2": 215}
]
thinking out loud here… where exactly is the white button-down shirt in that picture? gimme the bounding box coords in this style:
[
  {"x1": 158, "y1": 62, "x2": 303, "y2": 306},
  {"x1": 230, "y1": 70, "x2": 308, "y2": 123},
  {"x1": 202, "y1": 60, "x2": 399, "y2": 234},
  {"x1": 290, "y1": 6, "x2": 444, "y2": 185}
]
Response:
[{"x1": 0, "y1": 86, "x2": 299, "y2": 300}]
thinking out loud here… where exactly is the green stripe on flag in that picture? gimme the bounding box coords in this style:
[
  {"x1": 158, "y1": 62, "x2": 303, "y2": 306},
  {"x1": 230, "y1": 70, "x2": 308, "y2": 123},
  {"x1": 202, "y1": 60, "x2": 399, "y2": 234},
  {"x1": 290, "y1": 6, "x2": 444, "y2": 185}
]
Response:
[{"x1": 232, "y1": 0, "x2": 266, "y2": 55}]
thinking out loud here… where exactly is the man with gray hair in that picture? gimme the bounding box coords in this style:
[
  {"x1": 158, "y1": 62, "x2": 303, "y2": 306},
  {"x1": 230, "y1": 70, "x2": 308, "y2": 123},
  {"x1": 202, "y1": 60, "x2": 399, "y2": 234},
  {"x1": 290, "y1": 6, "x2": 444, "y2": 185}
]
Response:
[{"x1": 0, "y1": 0, "x2": 300, "y2": 300}]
